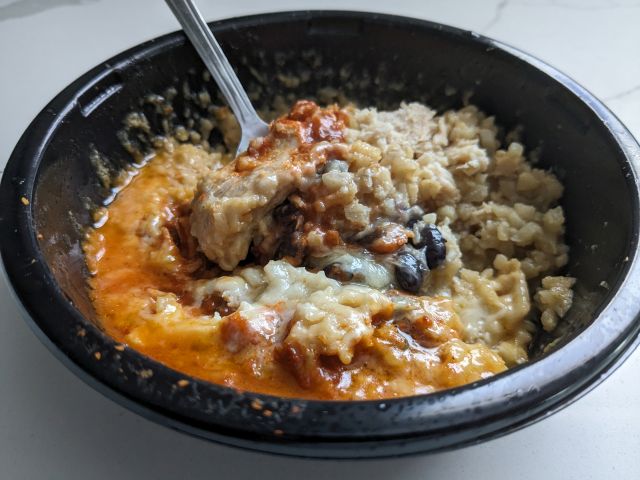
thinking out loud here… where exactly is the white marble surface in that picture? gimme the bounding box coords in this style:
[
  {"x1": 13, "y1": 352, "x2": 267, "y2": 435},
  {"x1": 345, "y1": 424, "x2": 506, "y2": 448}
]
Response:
[{"x1": 1, "y1": 0, "x2": 639, "y2": 478}]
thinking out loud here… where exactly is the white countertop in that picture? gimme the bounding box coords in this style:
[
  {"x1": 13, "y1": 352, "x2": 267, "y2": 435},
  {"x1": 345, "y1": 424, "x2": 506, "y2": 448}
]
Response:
[{"x1": 1, "y1": 0, "x2": 639, "y2": 478}]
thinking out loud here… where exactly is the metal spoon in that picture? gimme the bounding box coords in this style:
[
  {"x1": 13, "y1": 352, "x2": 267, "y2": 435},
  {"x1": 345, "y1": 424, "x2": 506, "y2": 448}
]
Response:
[{"x1": 165, "y1": 0, "x2": 269, "y2": 155}]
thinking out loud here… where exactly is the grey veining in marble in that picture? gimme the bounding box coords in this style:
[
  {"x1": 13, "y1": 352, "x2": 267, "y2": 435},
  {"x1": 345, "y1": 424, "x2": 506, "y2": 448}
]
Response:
[{"x1": 0, "y1": 0, "x2": 98, "y2": 22}]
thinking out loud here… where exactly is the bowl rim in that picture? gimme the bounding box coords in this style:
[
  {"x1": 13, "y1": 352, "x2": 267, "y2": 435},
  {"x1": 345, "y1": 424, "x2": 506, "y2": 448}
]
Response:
[{"x1": 1, "y1": 10, "x2": 640, "y2": 457}]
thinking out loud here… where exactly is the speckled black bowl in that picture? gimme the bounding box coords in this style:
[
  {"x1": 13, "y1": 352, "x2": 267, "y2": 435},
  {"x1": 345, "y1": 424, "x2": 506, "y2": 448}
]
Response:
[{"x1": 1, "y1": 11, "x2": 640, "y2": 458}]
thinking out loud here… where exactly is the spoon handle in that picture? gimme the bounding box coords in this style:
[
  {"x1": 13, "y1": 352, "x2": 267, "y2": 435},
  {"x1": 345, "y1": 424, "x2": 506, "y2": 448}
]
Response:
[{"x1": 165, "y1": 0, "x2": 267, "y2": 142}]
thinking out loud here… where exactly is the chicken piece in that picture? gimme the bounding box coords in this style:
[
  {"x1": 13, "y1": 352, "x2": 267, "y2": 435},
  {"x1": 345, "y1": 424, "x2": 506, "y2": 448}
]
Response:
[
  {"x1": 190, "y1": 101, "x2": 348, "y2": 270},
  {"x1": 191, "y1": 142, "x2": 307, "y2": 270}
]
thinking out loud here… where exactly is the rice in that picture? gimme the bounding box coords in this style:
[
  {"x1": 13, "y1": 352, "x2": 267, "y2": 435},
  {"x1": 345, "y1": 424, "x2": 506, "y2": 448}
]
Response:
[{"x1": 85, "y1": 100, "x2": 574, "y2": 399}]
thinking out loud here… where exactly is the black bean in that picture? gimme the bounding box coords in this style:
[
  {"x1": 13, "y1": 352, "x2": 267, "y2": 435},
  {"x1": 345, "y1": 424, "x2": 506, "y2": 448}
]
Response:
[
  {"x1": 273, "y1": 202, "x2": 300, "y2": 223},
  {"x1": 323, "y1": 262, "x2": 354, "y2": 282},
  {"x1": 394, "y1": 250, "x2": 427, "y2": 294},
  {"x1": 406, "y1": 217, "x2": 420, "y2": 229},
  {"x1": 277, "y1": 230, "x2": 306, "y2": 264},
  {"x1": 255, "y1": 201, "x2": 306, "y2": 265},
  {"x1": 412, "y1": 224, "x2": 446, "y2": 269}
]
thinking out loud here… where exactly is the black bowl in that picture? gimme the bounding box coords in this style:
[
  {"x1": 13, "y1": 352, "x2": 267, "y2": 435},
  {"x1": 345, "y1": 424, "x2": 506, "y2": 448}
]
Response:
[{"x1": 1, "y1": 11, "x2": 640, "y2": 458}]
